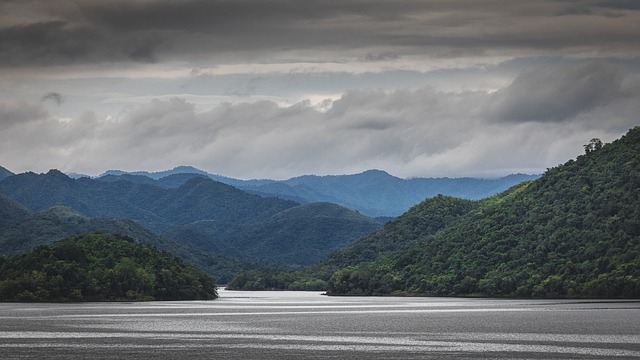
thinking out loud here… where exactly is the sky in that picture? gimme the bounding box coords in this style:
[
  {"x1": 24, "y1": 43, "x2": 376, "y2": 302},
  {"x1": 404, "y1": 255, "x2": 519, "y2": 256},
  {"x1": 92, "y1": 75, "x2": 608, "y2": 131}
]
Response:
[{"x1": 1, "y1": 0, "x2": 639, "y2": 180}]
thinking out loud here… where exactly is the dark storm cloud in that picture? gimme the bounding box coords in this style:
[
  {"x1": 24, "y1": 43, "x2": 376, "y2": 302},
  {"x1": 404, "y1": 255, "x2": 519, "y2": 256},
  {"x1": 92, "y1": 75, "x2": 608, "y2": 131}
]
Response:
[
  {"x1": 0, "y1": 101, "x2": 47, "y2": 128},
  {"x1": 361, "y1": 52, "x2": 400, "y2": 63},
  {"x1": 491, "y1": 62, "x2": 626, "y2": 122},
  {"x1": 0, "y1": 21, "x2": 91, "y2": 66},
  {"x1": 1, "y1": 0, "x2": 639, "y2": 178},
  {"x1": 42, "y1": 92, "x2": 64, "y2": 106},
  {"x1": 1, "y1": 0, "x2": 639, "y2": 67},
  {"x1": 593, "y1": 0, "x2": 640, "y2": 10}
]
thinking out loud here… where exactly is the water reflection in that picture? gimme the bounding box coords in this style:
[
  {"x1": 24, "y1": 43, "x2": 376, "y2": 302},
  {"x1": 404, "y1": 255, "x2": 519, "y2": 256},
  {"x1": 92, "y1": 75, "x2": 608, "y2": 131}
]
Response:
[{"x1": 0, "y1": 290, "x2": 639, "y2": 359}]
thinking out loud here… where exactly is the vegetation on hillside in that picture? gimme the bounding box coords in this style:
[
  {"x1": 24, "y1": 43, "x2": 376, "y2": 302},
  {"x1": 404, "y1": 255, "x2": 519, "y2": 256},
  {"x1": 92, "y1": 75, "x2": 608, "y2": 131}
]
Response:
[
  {"x1": 0, "y1": 173, "x2": 381, "y2": 272},
  {"x1": 229, "y1": 128, "x2": 640, "y2": 298},
  {"x1": 325, "y1": 127, "x2": 640, "y2": 298},
  {"x1": 0, "y1": 233, "x2": 218, "y2": 302},
  {"x1": 227, "y1": 195, "x2": 477, "y2": 290},
  {"x1": 180, "y1": 202, "x2": 383, "y2": 267},
  {"x1": 96, "y1": 166, "x2": 538, "y2": 217},
  {"x1": 0, "y1": 197, "x2": 253, "y2": 283}
]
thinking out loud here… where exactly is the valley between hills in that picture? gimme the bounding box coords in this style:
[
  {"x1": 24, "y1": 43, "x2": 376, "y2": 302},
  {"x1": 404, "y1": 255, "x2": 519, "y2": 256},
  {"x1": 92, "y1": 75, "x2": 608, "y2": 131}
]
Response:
[{"x1": 0, "y1": 127, "x2": 638, "y2": 301}]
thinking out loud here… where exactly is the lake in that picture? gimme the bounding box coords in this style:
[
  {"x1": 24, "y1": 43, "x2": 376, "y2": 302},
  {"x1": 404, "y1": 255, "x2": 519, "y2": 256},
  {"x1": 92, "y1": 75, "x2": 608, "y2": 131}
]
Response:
[{"x1": 0, "y1": 289, "x2": 639, "y2": 359}]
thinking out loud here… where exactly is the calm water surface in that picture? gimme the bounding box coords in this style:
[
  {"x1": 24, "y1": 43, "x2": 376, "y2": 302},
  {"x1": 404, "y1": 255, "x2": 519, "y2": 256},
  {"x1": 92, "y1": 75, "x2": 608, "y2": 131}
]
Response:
[{"x1": 0, "y1": 289, "x2": 639, "y2": 359}]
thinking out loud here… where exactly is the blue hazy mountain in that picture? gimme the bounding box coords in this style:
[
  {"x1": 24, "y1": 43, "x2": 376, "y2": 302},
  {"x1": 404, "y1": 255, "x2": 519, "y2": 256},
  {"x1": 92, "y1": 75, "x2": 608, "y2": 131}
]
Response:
[
  {"x1": 0, "y1": 166, "x2": 13, "y2": 182},
  {"x1": 95, "y1": 167, "x2": 539, "y2": 217},
  {"x1": 0, "y1": 171, "x2": 381, "y2": 275}
]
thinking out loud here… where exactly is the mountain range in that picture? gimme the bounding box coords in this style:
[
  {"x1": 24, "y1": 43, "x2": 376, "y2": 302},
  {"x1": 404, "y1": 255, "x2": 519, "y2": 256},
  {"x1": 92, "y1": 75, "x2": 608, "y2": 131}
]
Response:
[
  {"x1": 2, "y1": 124, "x2": 638, "y2": 299},
  {"x1": 0, "y1": 166, "x2": 13, "y2": 182},
  {"x1": 94, "y1": 167, "x2": 539, "y2": 217},
  {"x1": 0, "y1": 172, "x2": 383, "y2": 281},
  {"x1": 229, "y1": 127, "x2": 640, "y2": 298}
]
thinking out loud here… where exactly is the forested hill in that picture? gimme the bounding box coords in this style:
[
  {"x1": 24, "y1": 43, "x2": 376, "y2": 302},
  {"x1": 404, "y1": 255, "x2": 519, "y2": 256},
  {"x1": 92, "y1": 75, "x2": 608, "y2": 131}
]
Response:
[
  {"x1": 310, "y1": 195, "x2": 478, "y2": 280},
  {"x1": 325, "y1": 127, "x2": 640, "y2": 298},
  {"x1": 96, "y1": 167, "x2": 539, "y2": 217},
  {"x1": 0, "y1": 172, "x2": 382, "y2": 278},
  {"x1": 0, "y1": 233, "x2": 218, "y2": 302},
  {"x1": 227, "y1": 195, "x2": 479, "y2": 290},
  {"x1": 0, "y1": 172, "x2": 299, "y2": 234},
  {"x1": 0, "y1": 196, "x2": 249, "y2": 283}
]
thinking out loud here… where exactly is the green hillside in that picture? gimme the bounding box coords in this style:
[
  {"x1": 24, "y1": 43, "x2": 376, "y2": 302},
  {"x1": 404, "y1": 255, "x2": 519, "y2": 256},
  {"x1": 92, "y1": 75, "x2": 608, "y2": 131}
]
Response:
[
  {"x1": 0, "y1": 233, "x2": 218, "y2": 302},
  {"x1": 167, "y1": 202, "x2": 382, "y2": 267},
  {"x1": 326, "y1": 127, "x2": 640, "y2": 298},
  {"x1": 96, "y1": 167, "x2": 538, "y2": 217},
  {"x1": 0, "y1": 173, "x2": 381, "y2": 271},
  {"x1": 227, "y1": 195, "x2": 477, "y2": 290},
  {"x1": 0, "y1": 172, "x2": 300, "y2": 234},
  {"x1": 235, "y1": 202, "x2": 383, "y2": 265},
  {"x1": 0, "y1": 197, "x2": 251, "y2": 283},
  {"x1": 0, "y1": 195, "x2": 30, "y2": 227}
]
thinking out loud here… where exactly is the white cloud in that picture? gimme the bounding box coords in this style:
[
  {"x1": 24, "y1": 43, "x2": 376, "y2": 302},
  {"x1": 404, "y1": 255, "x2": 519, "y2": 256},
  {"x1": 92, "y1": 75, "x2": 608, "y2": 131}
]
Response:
[
  {"x1": 1, "y1": 60, "x2": 637, "y2": 179},
  {"x1": 1, "y1": 0, "x2": 639, "y2": 179}
]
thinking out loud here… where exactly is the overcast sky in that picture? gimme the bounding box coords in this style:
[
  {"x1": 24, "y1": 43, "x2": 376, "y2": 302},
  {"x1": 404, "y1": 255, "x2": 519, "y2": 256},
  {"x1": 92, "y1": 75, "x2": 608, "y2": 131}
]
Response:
[{"x1": 1, "y1": 0, "x2": 639, "y2": 179}]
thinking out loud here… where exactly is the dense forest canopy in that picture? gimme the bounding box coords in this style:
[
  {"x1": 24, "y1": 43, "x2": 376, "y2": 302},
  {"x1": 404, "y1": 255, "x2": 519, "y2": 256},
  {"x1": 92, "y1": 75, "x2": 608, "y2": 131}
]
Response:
[
  {"x1": 0, "y1": 173, "x2": 381, "y2": 277},
  {"x1": 324, "y1": 127, "x2": 640, "y2": 298},
  {"x1": 230, "y1": 127, "x2": 640, "y2": 298},
  {"x1": 0, "y1": 233, "x2": 218, "y2": 302}
]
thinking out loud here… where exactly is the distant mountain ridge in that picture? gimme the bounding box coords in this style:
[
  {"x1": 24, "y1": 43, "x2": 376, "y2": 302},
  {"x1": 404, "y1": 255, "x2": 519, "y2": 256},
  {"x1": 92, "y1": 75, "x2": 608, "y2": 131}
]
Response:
[
  {"x1": 0, "y1": 172, "x2": 382, "y2": 278},
  {"x1": 0, "y1": 166, "x2": 13, "y2": 182},
  {"x1": 323, "y1": 127, "x2": 640, "y2": 298},
  {"x1": 228, "y1": 127, "x2": 640, "y2": 297},
  {"x1": 94, "y1": 167, "x2": 539, "y2": 217}
]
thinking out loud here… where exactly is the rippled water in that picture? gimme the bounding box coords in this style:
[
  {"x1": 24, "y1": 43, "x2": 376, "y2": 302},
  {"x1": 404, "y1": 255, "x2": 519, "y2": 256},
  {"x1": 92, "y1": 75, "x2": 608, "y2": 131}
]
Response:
[{"x1": 0, "y1": 290, "x2": 639, "y2": 359}]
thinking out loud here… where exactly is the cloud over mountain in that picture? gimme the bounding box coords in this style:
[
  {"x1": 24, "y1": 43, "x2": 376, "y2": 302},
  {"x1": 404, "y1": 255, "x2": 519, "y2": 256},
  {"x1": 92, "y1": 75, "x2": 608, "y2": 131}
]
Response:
[{"x1": 0, "y1": 1, "x2": 638, "y2": 178}]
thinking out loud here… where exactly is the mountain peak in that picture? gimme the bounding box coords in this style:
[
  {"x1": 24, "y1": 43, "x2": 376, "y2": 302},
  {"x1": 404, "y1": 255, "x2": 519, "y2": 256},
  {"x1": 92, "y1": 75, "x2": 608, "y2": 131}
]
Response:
[
  {"x1": 46, "y1": 169, "x2": 68, "y2": 177},
  {"x1": 356, "y1": 169, "x2": 396, "y2": 178},
  {"x1": 0, "y1": 165, "x2": 14, "y2": 181},
  {"x1": 170, "y1": 165, "x2": 208, "y2": 174}
]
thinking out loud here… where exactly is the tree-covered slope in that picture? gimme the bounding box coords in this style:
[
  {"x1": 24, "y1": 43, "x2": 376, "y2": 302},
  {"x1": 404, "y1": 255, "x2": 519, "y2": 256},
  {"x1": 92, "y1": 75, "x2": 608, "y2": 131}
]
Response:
[
  {"x1": 167, "y1": 202, "x2": 383, "y2": 267},
  {"x1": 0, "y1": 197, "x2": 253, "y2": 283},
  {"x1": 244, "y1": 171, "x2": 539, "y2": 217},
  {"x1": 0, "y1": 233, "x2": 218, "y2": 302},
  {"x1": 326, "y1": 127, "x2": 640, "y2": 298},
  {"x1": 233, "y1": 202, "x2": 383, "y2": 266},
  {"x1": 0, "y1": 172, "x2": 300, "y2": 234},
  {"x1": 227, "y1": 195, "x2": 478, "y2": 290},
  {"x1": 154, "y1": 177, "x2": 298, "y2": 226},
  {"x1": 95, "y1": 166, "x2": 538, "y2": 217},
  {"x1": 0, "y1": 195, "x2": 30, "y2": 228},
  {"x1": 0, "y1": 172, "x2": 380, "y2": 273},
  {"x1": 310, "y1": 195, "x2": 479, "y2": 279}
]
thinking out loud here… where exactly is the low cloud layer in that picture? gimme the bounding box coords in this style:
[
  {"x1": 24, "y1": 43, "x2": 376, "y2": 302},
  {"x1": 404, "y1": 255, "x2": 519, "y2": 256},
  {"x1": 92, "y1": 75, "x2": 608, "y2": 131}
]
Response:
[
  {"x1": 1, "y1": 61, "x2": 637, "y2": 178},
  {"x1": 0, "y1": 1, "x2": 638, "y2": 178}
]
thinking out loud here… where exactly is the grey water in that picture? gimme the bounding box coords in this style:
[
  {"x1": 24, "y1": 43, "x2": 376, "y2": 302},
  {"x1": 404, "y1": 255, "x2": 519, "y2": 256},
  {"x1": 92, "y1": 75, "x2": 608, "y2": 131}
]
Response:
[{"x1": 0, "y1": 289, "x2": 639, "y2": 359}]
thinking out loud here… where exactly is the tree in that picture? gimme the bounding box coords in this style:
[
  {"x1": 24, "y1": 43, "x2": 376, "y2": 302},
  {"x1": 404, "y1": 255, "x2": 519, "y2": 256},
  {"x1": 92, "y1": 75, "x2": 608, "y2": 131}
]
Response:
[{"x1": 584, "y1": 138, "x2": 603, "y2": 154}]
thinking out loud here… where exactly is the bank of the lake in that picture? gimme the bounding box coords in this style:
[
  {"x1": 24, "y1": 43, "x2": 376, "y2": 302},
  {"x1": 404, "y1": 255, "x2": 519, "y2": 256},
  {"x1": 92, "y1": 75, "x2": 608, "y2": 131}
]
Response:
[{"x1": 0, "y1": 289, "x2": 638, "y2": 359}]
